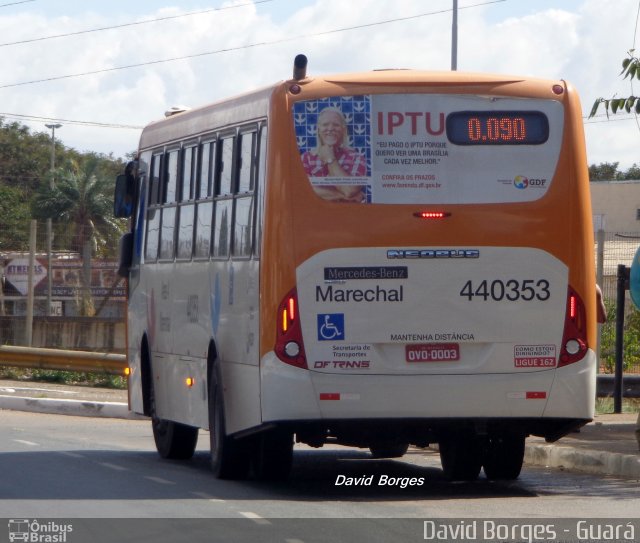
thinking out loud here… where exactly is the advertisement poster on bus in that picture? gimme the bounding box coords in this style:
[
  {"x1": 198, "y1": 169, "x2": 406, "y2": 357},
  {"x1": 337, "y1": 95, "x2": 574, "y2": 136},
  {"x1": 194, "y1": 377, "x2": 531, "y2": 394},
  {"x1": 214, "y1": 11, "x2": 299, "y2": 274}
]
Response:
[{"x1": 293, "y1": 94, "x2": 563, "y2": 205}]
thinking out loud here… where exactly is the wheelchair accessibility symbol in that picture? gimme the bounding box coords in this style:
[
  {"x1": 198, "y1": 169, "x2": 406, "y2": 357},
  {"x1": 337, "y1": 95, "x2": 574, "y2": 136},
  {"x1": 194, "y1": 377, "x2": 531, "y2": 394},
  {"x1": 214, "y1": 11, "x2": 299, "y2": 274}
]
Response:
[{"x1": 317, "y1": 313, "x2": 345, "y2": 341}]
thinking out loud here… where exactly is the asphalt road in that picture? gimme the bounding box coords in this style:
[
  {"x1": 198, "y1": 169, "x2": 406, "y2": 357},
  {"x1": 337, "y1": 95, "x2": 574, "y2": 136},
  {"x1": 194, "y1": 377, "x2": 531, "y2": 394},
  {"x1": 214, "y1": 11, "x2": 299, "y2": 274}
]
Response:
[{"x1": 1, "y1": 411, "x2": 638, "y2": 528}]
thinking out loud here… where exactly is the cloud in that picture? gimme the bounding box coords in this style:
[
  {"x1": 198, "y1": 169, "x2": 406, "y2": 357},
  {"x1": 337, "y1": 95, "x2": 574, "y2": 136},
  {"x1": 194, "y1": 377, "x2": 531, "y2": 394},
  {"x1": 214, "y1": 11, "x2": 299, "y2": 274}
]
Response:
[{"x1": 0, "y1": 0, "x2": 638, "y2": 168}]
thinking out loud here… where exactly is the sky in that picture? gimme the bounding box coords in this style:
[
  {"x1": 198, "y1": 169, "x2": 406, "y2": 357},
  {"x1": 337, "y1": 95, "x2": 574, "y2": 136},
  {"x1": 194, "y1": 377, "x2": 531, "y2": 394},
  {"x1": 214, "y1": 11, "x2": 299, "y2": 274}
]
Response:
[{"x1": 0, "y1": 0, "x2": 639, "y2": 169}]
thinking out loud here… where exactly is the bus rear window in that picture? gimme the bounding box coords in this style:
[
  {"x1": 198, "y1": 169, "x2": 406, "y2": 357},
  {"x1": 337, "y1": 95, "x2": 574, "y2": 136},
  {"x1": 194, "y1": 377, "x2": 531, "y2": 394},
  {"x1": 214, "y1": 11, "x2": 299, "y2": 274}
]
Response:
[{"x1": 292, "y1": 94, "x2": 563, "y2": 205}]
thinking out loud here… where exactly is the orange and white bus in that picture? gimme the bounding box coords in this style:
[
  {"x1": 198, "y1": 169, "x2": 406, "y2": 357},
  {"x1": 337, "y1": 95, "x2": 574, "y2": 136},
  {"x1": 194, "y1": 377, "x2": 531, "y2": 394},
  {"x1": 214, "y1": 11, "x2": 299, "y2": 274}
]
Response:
[{"x1": 115, "y1": 55, "x2": 596, "y2": 481}]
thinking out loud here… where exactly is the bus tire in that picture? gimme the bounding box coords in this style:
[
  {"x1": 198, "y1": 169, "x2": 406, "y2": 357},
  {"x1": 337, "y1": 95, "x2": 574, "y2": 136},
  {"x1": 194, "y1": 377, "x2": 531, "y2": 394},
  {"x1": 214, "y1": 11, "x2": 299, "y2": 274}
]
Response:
[
  {"x1": 252, "y1": 429, "x2": 294, "y2": 480},
  {"x1": 208, "y1": 366, "x2": 251, "y2": 480},
  {"x1": 152, "y1": 418, "x2": 199, "y2": 460},
  {"x1": 439, "y1": 436, "x2": 482, "y2": 481},
  {"x1": 150, "y1": 377, "x2": 198, "y2": 460},
  {"x1": 369, "y1": 443, "x2": 409, "y2": 459},
  {"x1": 482, "y1": 434, "x2": 525, "y2": 480}
]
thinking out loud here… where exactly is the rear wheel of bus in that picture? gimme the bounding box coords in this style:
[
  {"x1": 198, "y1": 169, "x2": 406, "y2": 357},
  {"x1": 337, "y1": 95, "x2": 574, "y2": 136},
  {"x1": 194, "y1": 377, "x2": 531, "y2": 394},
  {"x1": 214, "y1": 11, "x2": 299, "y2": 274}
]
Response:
[
  {"x1": 439, "y1": 434, "x2": 483, "y2": 481},
  {"x1": 252, "y1": 429, "x2": 294, "y2": 480},
  {"x1": 482, "y1": 433, "x2": 525, "y2": 480},
  {"x1": 208, "y1": 365, "x2": 252, "y2": 479}
]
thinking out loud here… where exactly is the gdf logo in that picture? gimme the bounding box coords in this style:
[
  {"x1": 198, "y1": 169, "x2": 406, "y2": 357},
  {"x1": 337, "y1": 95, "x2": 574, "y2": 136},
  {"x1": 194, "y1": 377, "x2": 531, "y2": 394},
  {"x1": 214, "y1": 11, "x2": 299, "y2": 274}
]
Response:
[{"x1": 513, "y1": 175, "x2": 528, "y2": 189}]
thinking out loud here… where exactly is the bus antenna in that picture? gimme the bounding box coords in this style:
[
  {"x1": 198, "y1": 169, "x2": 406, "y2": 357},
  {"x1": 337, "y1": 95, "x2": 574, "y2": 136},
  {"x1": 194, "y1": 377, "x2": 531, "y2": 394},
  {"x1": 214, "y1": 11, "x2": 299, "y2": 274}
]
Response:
[{"x1": 293, "y1": 54, "x2": 308, "y2": 80}]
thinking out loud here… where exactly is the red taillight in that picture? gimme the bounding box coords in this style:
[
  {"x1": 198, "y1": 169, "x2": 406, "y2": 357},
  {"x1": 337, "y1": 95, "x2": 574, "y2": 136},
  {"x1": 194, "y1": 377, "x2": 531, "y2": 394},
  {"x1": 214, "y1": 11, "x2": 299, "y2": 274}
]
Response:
[
  {"x1": 559, "y1": 287, "x2": 588, "y2": 367},
  {"x1": 275, "y1": 288, "x2": 307, "y2": 369},
  {"x1": 413, "y1": 211, "x2": 451, "y2": 219}
]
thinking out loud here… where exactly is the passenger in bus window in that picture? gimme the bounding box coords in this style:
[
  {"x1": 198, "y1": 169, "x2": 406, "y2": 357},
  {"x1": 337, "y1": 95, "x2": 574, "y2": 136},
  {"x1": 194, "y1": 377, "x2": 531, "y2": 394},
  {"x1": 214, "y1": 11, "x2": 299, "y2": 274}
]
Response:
[{"x1": 301, "y1": 106, "x2": 367, "y2": 203}]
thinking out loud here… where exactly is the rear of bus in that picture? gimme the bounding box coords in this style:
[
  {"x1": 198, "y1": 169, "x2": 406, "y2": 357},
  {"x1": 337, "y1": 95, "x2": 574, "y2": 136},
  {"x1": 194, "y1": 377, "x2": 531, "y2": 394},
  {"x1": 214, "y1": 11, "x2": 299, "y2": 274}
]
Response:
[{"x1": 260, "y1": 68, "x2": 596, "y2": 478}]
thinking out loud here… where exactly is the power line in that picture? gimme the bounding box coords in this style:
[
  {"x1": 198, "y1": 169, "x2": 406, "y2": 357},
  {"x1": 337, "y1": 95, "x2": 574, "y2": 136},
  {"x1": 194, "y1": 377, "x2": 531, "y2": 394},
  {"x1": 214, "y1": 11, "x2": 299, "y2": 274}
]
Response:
[
  {"x1": 0, "y1": 0, "x2": 507, "y2": 90},
  {"x1": 0, "y1": 0, "x2": 273, "y2": 48},
  {"x1": 0, "y1": 0, "x2": 35, "y2": 8},
  {"x1": 0, "y1": 112, "x2": 142, "y2": 129}
]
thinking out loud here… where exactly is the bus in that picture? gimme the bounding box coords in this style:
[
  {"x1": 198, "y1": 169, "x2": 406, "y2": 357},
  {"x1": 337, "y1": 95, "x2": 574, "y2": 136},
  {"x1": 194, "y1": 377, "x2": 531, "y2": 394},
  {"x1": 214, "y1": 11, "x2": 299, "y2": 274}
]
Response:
[{"x1": 114, "y1": 55, "x2": 596, "y2": 481}]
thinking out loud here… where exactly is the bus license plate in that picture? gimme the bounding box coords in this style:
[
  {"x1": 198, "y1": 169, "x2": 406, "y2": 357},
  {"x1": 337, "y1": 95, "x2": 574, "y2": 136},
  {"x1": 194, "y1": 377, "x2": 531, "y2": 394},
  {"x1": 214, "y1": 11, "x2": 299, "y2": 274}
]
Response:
[{"x1": 405, "y1": 343, "x2": 460, "y2": 363}]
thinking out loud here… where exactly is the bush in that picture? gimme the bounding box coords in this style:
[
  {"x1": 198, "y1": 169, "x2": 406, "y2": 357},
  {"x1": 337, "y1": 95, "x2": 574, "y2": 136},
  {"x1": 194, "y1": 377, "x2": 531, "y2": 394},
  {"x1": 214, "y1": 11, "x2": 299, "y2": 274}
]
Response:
[{"x1": 599, "y1": 300, "x2": 640, "y2": 373}]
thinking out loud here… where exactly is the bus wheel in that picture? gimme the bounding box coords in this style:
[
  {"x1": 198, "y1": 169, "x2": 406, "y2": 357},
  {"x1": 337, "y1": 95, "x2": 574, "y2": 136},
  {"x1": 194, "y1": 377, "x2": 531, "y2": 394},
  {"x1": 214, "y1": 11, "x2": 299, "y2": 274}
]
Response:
[
  {"x1": 482, "y1": 434, "x2": 525, "y2": 480},
  {"x1": 439, "y1": 436, "x2": 482, "y2": 481},
  {"x1": 152, "y1": 418, "x2": 199, "y2": 460},
  {"x1": 369, "y1": 443, "x2": 409, "y2": 459},
  {"x1": 208, "y1": 368, "x2": 251, "y2": 479},
  {"x1": 150, "y1": 382, "x2": 198, "y2": 460},
  {"x1": 252, "y1": 429, "x2": 294, "y2": 480}
]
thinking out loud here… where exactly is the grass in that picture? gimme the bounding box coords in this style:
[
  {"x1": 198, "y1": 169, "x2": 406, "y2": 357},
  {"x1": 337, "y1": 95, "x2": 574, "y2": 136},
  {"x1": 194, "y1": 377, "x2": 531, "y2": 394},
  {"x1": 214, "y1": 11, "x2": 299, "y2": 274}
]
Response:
[
  {"x1": 595, "y1": 396, "x2": 640, "y2": 415},
  {"x1": 0, "y1": 367, "x2": 127, "y2": 389}
]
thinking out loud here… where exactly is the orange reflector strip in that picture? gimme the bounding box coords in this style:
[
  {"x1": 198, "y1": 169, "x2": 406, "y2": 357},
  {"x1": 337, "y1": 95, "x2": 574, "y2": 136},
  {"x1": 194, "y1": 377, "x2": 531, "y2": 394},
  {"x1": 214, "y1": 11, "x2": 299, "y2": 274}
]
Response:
[
  {"x1": 282, "y1": 309, "x2": 289, "y2": 332},
  {"x1": 319, "y1": 393, "x2": 340, "y2": 401},
  {"x1": 526, "y1": 391, "x2": 547, "y2": 399},
  {"x1": 185, "y1": 377, "x2": 195, "y2": 387}
]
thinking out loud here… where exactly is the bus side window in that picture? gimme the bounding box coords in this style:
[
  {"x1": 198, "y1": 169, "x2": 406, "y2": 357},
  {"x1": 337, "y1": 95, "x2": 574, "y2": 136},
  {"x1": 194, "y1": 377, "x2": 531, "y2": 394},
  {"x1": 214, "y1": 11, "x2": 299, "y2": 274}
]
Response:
[
  {"x1": 149, "y1": 154, "x2": 163, "y2": 205},
  {"x1": 177, "y1": 146, "x2": 197, "y2": 260},
  {"x1": 254, "y1": 126, "x2": 267, "y2": 258},
  {"x1": 217, "y1": 137, "x2": 234, "y2": 196},
  {"x1": 212, "y1": 136, "x2": 234, "y2": 259},
  {"x1": 145, "y1": 153, "x2": 163, "y2": 262},
  {"x1": 198, "y1": 141, "x2": 215, "y2": 199},
  {"x1": 213, "y1": 199, "x2": 232, "y2": 258},
  {"x1": 159, "y1": 150, "x2": 179, "y2": 260},
  {"x1": 233, "y1": 130, "x2": 256, "y2": 258}
]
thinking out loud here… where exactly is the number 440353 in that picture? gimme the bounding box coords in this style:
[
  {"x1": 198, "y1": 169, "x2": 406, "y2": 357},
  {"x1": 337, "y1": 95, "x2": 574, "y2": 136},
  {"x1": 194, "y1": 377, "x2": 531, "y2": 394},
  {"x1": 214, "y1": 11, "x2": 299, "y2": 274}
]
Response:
[{"x1": 459, "y1": 279, "x2": 550, "y2": 302}]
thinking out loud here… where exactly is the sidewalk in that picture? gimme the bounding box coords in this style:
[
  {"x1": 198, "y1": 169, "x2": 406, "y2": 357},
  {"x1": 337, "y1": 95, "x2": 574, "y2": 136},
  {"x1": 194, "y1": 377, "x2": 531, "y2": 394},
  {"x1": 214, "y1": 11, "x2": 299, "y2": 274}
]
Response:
[{"x1": 1, "y1": 379, "x2": 638, "y2": 479}]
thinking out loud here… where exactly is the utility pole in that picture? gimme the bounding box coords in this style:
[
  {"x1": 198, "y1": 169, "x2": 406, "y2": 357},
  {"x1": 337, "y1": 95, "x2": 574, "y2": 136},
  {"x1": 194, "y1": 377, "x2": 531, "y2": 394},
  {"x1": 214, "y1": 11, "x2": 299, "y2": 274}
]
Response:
[
  {"x1": 451, "y1": 0, "x2": 458, "y2": 70},
  {"x1": 45, "y1": 123, "x2": 62, "y2": 317}
]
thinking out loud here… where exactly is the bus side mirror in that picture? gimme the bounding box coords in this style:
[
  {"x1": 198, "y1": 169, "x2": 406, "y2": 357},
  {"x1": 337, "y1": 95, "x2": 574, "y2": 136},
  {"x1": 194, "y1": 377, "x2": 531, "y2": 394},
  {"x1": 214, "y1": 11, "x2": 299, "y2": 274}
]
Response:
[
  {"x1": 114, "y1": 173, "x2": 135, "y2": 218},
  {"x1": 117, "y1": 232, "x2": 134, "y2": 278}
]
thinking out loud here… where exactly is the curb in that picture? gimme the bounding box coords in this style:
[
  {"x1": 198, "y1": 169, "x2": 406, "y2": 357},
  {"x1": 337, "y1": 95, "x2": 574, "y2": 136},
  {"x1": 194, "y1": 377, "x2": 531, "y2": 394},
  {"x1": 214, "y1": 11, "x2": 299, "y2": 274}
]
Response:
[
  {"x1": 0, "y1": 395, "x2": 144, "y2": 420},
  {"x1": 525, "y1": 443, "x2": 640, "y2": 479}
]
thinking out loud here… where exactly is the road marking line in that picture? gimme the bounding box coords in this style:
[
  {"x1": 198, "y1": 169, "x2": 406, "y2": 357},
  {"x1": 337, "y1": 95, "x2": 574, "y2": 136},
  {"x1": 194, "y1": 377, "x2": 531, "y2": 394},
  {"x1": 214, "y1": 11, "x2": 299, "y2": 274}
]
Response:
[
  {"x1": 240, "y1": 512, "x2": 271, "y2": 525},
  {"x1": 98, "y1": 462, "x2": 129, "y2": 472},
  {"x1": 13, "y1": 439, "x2": 38, "y2": 447},
  {"x1": 189, "y1": 491, "x2": 226, "y2": 502},
  {"x1": 58, "y1": 451, "x2": 86, "y2": 459},
  {"x1": 144, "y1": 476, "x2": 175, "y2": 485}
]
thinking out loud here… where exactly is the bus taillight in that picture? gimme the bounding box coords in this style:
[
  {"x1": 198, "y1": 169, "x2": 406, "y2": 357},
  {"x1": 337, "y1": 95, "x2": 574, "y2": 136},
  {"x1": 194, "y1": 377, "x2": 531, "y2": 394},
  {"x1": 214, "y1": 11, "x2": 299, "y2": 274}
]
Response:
[
  {"x1": 413, "y1": 211, "x2": 451, "y2": 219},
  {"x1": 275, "y1": 288, "x2": 308, "y2": 369},
  {"x1": 559, "y1": 287, "x2": 588, "y2": 367}
]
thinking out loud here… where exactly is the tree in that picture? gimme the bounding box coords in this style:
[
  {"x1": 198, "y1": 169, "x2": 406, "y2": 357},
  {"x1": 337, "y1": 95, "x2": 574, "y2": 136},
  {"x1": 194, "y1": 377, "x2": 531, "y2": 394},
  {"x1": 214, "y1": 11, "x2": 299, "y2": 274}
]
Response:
[
  {"x1": 589, "y1": 162, "x2": 621, "y2": 181},
  {"x1": 31, "y1": 158, "x2": 126, "y2": 315},
  {"x1": 0, "y1": 185, "x2": 31, "y2": 250},
  {"x1": 590, "y1": 50, "x2": 640, "y2": 117}
]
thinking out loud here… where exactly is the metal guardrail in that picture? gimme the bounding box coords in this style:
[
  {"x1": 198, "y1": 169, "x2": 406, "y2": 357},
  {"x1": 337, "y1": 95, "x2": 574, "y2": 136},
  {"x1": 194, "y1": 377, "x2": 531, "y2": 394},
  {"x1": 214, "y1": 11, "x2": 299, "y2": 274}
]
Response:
[{"x1": 0, "y1": 345, "x2": 127, "y2": 375}]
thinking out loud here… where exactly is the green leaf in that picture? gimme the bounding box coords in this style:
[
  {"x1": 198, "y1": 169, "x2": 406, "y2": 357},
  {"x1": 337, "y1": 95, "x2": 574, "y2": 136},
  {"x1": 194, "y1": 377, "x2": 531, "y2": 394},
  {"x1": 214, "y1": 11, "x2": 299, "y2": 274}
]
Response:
[
  {"x1": 589, "y1": 99, "x2": 601, "y2": 118},
  {"x1": 611, "y1": 99, "x2": 619, "y2": 114},
  {"x1": 625, "y1": 97, "x2": 633, "y2": 113}
]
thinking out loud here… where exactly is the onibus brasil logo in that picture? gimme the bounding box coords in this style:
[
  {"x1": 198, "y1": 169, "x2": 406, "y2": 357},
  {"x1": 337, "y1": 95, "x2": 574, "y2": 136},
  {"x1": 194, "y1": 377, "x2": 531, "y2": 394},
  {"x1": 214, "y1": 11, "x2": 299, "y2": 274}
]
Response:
[{"x1": 8, "y1": 520, "x2": 73, "y2": 543}]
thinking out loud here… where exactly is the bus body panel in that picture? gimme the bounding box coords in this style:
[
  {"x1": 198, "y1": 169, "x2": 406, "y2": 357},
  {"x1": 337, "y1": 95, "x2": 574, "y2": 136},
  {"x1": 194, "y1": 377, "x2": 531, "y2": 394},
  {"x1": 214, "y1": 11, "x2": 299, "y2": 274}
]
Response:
[
  {"x1": 260, "y1": 351, "x2": 595, "y2": 422},
  {"x1": 296, "y1": 246, "x2": 568, "y2": 376}
]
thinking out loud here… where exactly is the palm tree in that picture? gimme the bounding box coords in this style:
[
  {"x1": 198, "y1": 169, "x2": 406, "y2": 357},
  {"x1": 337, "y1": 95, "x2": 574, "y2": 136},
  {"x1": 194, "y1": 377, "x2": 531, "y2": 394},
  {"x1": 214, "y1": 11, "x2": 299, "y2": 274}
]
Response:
[{"x1": 32, "y1": 158, "x2": 124, "y2": 316}]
